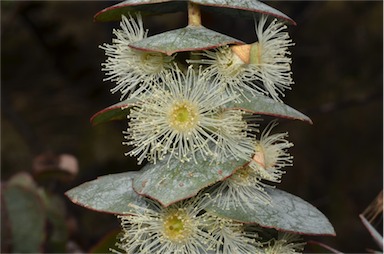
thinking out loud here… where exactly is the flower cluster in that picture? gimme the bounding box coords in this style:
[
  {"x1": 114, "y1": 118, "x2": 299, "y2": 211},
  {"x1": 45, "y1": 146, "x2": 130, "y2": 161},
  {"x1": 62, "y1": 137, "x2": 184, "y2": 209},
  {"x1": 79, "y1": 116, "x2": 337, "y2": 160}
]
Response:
[
  {"x1": 101, "y1": 14, "x2": 294, "y2": 166},
  {"x1": 113, "y1": 195, "x2": 304, "y2": 254},
  {"x1": 101, "y1": 11, "x2": 306, "y2": 254},
  {"x1": 113, "y1": 196, "x2": 213, "y2": 254},
  {"x1": 249, "y1": 121, "x2": 294, "y2": 183},
  {"x1": 123, "y1": 67, "x2": 255, "y2": 164},
  {"x1": 100, "y1": 14, "x2": 174, "y2": 99},
  {"x1": 188, "y1": 15, "x2": 294, "y2": 102},
  {"x1": 210, "y1": 121, "x2": 293, "y2": 211}
]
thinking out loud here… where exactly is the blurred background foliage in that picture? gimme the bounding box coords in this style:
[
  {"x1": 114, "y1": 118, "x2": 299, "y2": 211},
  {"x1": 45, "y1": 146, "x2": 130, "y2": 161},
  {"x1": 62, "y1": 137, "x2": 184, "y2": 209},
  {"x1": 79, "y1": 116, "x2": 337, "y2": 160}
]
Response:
[{"x1": 1, "y1": 1, "x2": 382, "y2": 253}]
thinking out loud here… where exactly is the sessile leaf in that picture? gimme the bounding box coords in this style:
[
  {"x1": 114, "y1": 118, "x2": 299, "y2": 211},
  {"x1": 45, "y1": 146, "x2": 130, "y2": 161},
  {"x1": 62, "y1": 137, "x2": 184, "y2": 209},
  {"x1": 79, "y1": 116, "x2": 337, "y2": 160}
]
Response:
[
  {"x1": 194, "y1": 0, "x2": 295, "y2": 24},
  {"x1": 65, "y1": 153, "x2": 247, "y2": 212},
  {"x1": 206, "y1": 186, "x2": 335, "y2": 236},
  {"x1": 90, "y1": 93, "x2": 311, "y2": 126},
  {"x1": 90, "y1": 98, "x2": 138, "y2": 126},
  {"x1": 132, "y1": 152, "x2": 248, "y2": 207},
  {"x1": 227, "y1": 94, "x2": 313, "y2": 124},
  {"x1": 94, "y1": 0, "x2": 184, "y2": 22},
  {"x1": 65, "y1": 171, "x2": 146, "y2": 215},
  {"x1": 94, "y1": 0, "x2": 295, "y2": 24},
  {"x1": 129, "y1": 25, "x2": 244, "y2": 55}
]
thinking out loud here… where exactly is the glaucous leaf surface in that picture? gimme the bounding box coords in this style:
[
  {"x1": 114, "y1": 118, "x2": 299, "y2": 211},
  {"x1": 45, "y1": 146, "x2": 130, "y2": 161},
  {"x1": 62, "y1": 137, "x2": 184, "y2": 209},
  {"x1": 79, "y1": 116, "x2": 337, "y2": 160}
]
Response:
[
  {"x1": 228, "y1": 94, "x2": 312, "y2": 124},
  {"x1": 65, "y1": 171, "x2": 146, "y2": 214},
  {"x1": 133, "y1": 153, "x2": 247, "y2": 207},
  {"x1": 207, "y1": 187, "x2": 335, "y2": 235},
  {"x1": 94, "y1": 0, "x2": 184, "y2": 22},
  {"x1": 94, "y1": 0, "x2": 294, "y2": 24},
  {"x1": 129, "y1": 25, "x2": 244, "y2": 55},
  {"x1": 91, "y1": 94, "x2": 311, "y2": 126},
  {"x1": 194, "y1": 0, "x2": 295, "y2": 24}
]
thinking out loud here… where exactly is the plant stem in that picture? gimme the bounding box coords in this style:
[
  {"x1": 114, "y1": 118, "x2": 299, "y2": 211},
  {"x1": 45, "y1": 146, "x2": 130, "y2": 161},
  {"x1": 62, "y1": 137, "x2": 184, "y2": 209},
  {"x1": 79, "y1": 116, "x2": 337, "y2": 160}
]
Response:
[{"x1": 188, "y1": 2, "x2": 201, "y2": 26}]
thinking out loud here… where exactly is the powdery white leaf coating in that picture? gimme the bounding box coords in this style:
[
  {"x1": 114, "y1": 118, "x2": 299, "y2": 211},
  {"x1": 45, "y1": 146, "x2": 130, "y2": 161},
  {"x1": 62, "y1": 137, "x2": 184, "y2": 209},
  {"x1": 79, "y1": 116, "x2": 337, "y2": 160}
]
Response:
[
  {"x1": 206, "y1": 187, "x2": 336, "y2": 236},
  {"x1": 129, "y1": 26, "x2": 244, "y2": 55},
  {"x1": 227, "y1": 93, "x2": 312, "y2": 124},
  {"x1": 65, "y1": 171, "x2": 147, "y2": 215},
  {"x1": 132, "y1": 151, "x2": 248, "y2": 207}
]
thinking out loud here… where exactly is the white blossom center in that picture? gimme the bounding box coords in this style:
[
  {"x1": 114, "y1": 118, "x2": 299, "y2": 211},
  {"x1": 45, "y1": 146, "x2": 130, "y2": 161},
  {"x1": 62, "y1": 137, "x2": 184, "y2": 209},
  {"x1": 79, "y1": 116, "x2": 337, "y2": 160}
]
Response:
[
  {"x1": 162, "y1": 209, "x2": 192, "y2": 243},
  {"x1": 168, "y1": 101, "x2": 199, "y2": 133}
]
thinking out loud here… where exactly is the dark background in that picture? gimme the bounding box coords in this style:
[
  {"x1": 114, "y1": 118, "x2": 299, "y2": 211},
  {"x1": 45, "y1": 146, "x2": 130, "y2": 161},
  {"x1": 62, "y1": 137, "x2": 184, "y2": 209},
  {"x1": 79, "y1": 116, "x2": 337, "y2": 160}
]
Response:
[{"x1": 1, "y1": 1, "x2": 382, "y2": 253}]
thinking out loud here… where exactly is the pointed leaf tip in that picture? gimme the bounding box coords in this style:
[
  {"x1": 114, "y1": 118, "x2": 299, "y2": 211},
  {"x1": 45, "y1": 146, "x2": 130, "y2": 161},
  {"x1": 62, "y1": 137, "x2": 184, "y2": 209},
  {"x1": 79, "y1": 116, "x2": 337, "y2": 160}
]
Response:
[
  {"x1": 207, "y1": 187, "x2": 335, "y2": 236},
  {"x1": 65, "y1": 171, "x2": 146, "y2": 215},
  {"x1": 194, "y1": 0, "x2": 296, "y2": 25},
  {"x1": 227, "y1": 94, "x2": 312, "y2": 124},
  {"x1": 90, "y1": 98, "x2": 138, "y2": 126}
]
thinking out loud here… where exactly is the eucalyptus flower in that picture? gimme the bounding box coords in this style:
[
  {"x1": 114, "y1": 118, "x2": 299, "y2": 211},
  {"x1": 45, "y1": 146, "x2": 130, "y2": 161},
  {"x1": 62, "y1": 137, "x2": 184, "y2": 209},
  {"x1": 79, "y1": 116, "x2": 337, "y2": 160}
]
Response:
[
  {"x1": 187, "y1": 45, "x2": 263, "y2": 99},
  {"x1": 212, "y1": 109, "x2": 257, "y2": 162},
  {"x1": 203, "y1": 212, "x2": 263, "y2": 254},
  {"x1": 210, "y1": 164, "x2": 271, "y2": 212},
  {"x1": 210, "y1": 121, "x2": 293, "y2": 211},
  {"x1": 124, "y1": 67, "x2": 254, "y2": 164},
  {"x1": 188, "y1": 14, "x2": 293, "y2": 102},
  {"x1": 100, "y1": 14, "x2": 174, "y2": 99},
  {"x1": 263, "y1": 232, "x2": 306, "y2": 254},
  {"x1": 251, "y1": 14, "x2": 294, "y2": 101},
  {"x1": 114, "y1": 196, "x2": 216, "y2": 254},
  {"x1": 249, "y1": 121, "x2": 293, "y2": 183}
]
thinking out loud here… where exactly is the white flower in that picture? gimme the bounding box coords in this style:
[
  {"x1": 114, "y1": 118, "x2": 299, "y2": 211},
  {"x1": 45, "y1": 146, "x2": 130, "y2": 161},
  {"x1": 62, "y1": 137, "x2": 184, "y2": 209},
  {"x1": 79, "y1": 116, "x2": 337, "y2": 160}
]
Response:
[
  {"x1": 203, "y1": 212, "x2": 262, "y2": 254},
  {"x1": 263, "y1": 232, "x2": 305, "y2": 254},
  {"x1": 251, "y1": 14, "x2": 294, "y2": 102},
  {"x1": 188, "y1": 15, "x2": 293, "y2": 102},
  {"x1": 210, "y1": 164, "x2": 271, "y2": 212},
  {"x1": 114, "y1": 196, "x2": 216, "y2": 254},
  {"x1": 210, "y1": 121, "x2": 293, "y2": 211},
  {"x1": 124, "y1": 67, "x2": 254, "y2": 164},
  {"x1": 100, "y1": 14, "x2": 174, "y2": 99},
  {"x1": 187, "y1": 45, "x2": 265, "y2": 100},
  {"x1": 212, "y1": 109, "x2": 257, "y2": 162},
  {"x1": 249, "y1": 121, "x2": 293, "y2": 183}
]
